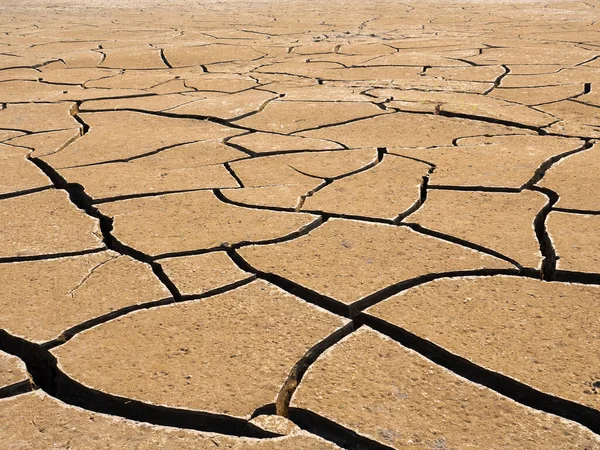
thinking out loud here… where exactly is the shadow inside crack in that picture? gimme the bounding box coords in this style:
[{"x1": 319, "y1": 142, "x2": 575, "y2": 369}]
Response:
[
  {"x1": 0, "y1": 330, "x2": 279, "y2": 438},
  {"x1": 356, "y1": 314, "x2": 600, "y2": 436}
]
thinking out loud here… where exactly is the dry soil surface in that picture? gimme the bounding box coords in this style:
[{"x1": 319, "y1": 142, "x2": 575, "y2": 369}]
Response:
[{"x1": 0, "y1": 0, "x2": 599, "y2": 448}]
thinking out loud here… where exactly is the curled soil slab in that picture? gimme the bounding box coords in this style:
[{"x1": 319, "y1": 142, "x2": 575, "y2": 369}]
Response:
[
  {"x1": 0, "y1": 351, "x2": 30, "y2": 392},
  {"x1": 302, "y1": 154, "x2": 429, "y2": 220},
  {"x1": 366, "y1": 275, "x2": 600, "y2": 413},
  {"x1": 0, "y1": 190, "x2": 103, "y2": 260},
  {"x1": 97, "y1": 190, "x2": 319, "y2": 257},
  {"x1": 0, "y1": 251, "x2": 168, "y2": 343},
  {"x1": 7, "y1": 129, "x2": 82, "y2": 158},
  {"x1": 159, "y1": 251, "x2": 254, "y2": 297},
  {"x1": 291, "y1": 328, "x2": 600, "y2": 449},
  {"x1": 51, "y1": 280, "x2": 348, "y2": 418},
  {"x1": 234, "y1": 100, "x2": 387, "y2": 134},
  {"x1": 547, "y1": 212, "x2": 600, "y2": 275},
  {"x1": 404, "y1": 189, "x2": 547, "y2": 268},
  {"x1": 299, "y1": 112, "x2": 529, "y2": 148},
  {"x1": 41, "y1": 110, "x2": 236, "y2": 169},
  {"x1": 58, "y1": 153, "x2": 239, "y2": 201},
  {"x1": 391, "y1": 135, "x2": 583, "y2": 189},
  {"x1": 0, "y1": 392, "x2": 341, "y2": 449},
  {"x1": 0, "y1": 144, "x2": 51, "y2": 198},
  {"x1": 227, "y1": 132, "x2": 344, "y2": 154},
  {"x1": 239, "y1": 218, "x2": 511, "y2": 309},
  {"x1": 539, "y1": 142, "x2": 600, "y2": 212},
  {"x1": 0, "y1": 103, "x2": 79, "y2": 134}
]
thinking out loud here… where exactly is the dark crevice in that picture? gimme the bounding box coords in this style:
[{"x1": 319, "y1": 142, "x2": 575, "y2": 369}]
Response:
[
  {"x1": 429, "y1": 184, "x2": 521, "y2": 193},
  {"x1": 554, "y1": 270, "x2": 600, "y2": 285},
  {"x1": 357, "y1": 314, "x2": 600, "y2": 436},
  {"x1": 295, "y1": 150, "x2": 383, "y2": 210},
  {"x1": 70, "y1": 103, "x2": 90, "y2": 134},
  {"x1": 235, "y1": 146, "x2": 354, "y2": 158},
  {"x1": 250, "y1": 403, "x2": 277, "y2": 418},
  {"x1": 400, "y1": 222, "x2": 523, "y2": 270},
  {"x1": 224, "y1": 161, "x2": 245, "y2": 187},
  {"x1": 0, "y1": 380, "x2": 35, "y2": 399},
  {"x1": 0, "y1": 247, "x2": 105, "y2": 264},
  {"x1": 393, "y1": 163, "x2": 435, "y2": 223},
  {"x1": 522, "y1": 138, "x2": 593, "y2": 188},
  {"x1": 575, "y1": 54, "x2": 600, "y2": 66},
  {"x1": 226, "y1": 93, "x2": 283, "y2": 122},
  {"x1": 151, "y1": 197, "x2": 324, "y2": 260},
  {"x1": 350, "y1": 268, "x2": 523, "y2": 314},
  {"x1": 482, "y1": 64, "x2": 510, "y2": 95},
  {"x1": 387, "y1": 106, "x2": 544, "y2": 134},
  {"x1": 276, "y1": 322, "x2": 355, "y2": 417},
  {"x1": 288, "y1": 408, "x2": 396, "y2": 450},
  {"x1": 158, "y1": 49, "x2": 173, "y2": 69},
  {"x1": 0, "y1": 185, "x2": 52, "y2": 201},
  {"x1": 212, "y1": 187, "x2": 294, "y2": 210},
  {"x1": 227, "y1": 248, "x2": 353, "y2": 318},
  {"x1": 451, "y1": 132, "x2": 528, "y2": 147},
  {"x1": 553, "y1": 207, "x2": 600, "y2": 215},
  {"x1": 435, "y1": 109, "x2": 543, "y2": 133},
  {"x1": 307, "y1": 211, "x2": 393, "y2": 226},
  {"x1": 223, "y1": 134, "x2": 257, "y2": 157},
  {"x1": 528, "y1": 185, "x2": 559, "y2": 281},
  {"x1": 0, "y1": 330, "x2": 278, "y2": 438}
]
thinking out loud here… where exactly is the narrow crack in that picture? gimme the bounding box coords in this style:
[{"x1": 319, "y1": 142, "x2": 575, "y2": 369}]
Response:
[
  {"x1": 528, "y1": 185, "x2": 559, "y2": 280},
  {"x1": 275, "y1": 322, "x2": 355, "y2": 417},
  {"x1": 482, "y1": 64, "x2": 510, "y2": 95},
  {"x1": 158, "y1": 49, "x2": 173, "y2": 69},
  {"x1": 428, "y1": 185, "x2": 521, "y2": 193},
  {"x1": 43, "y1": 276, "x2": 255, "y2": 350},
  {"x1": 522, "y1": 138, "x2": 593, "y2": 188},
  {"x1": 78, "y1": 107, "x2": 254, "y2": 133},
  {"x1": 224, "y1": 161, "x2": 245, "y2": 187},
  {"x1": 60, "y1": 138, "x2": 211, "y2": 169},
  {"x1": 0, "y1": 185, "x2": 52, "y2": 201},
  {"x1": 66, "y1": 254, "x2": 119, "y2": 299},
  {"x1": 0, "y1": 247, "x2": 105, "y2": 265},
  {"x1": 92, "y1": 187, "x2": 225, "y2": 204}
]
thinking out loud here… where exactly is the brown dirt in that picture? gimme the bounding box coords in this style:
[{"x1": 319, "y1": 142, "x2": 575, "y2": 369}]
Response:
[{"x1": 1, "y1": 0, "x2": 599, "y2": 447}]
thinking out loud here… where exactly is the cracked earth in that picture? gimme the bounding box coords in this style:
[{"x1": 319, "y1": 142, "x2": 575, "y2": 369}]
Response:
[{"x1": 1, "y1": 0, "x2": 600, "y2": 448}]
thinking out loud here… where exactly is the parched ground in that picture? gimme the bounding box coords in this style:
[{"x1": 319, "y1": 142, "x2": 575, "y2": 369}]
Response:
[{"x1": 1, "y1": 0, "x2": 600, "y2": 448}]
